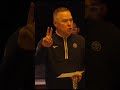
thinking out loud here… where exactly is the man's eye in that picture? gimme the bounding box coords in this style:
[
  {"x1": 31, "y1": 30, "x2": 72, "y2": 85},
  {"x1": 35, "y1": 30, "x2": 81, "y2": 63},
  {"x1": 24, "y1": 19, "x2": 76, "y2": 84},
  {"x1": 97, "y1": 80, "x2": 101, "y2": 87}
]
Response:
[
  {"x1": 69, "y1": 19, "x2": 73, "y2": 22},
  {"x1": 62, "y1": 20, "x2": 68, "y2": 22}
]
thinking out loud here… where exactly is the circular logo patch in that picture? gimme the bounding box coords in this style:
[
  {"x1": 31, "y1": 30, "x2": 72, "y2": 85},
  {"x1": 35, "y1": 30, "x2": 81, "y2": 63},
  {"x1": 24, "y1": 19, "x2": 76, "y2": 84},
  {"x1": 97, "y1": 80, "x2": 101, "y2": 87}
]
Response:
[
  {"x1": 91, "y1": 41, "x2": 101, "y2": 51},
  {"x1": 73, "y1": 43, "x2": 78, "y2": 48}
]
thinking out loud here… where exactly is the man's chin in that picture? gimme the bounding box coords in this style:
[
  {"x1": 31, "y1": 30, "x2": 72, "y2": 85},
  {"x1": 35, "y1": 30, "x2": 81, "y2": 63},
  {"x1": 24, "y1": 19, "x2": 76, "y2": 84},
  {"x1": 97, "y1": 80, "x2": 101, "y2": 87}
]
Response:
[{"x1": 66, "y1": 32, "x2": 71, "y2": 36}]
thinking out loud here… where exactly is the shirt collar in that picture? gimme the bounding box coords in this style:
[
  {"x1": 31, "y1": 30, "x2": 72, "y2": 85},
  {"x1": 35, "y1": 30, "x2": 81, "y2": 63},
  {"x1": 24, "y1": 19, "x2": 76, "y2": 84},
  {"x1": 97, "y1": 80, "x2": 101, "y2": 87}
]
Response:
[{"x1": 55, "y1": 30, "x2": 70, "y2": 39}]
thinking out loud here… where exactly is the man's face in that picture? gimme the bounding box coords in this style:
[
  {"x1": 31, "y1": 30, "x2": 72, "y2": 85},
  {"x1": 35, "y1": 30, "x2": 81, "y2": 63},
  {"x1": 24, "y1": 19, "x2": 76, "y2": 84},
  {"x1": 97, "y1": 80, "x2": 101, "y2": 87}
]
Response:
[
  {"x1": 85, "y1": 0, "x2": 102, "y2": 20},
  {"x1": 54, "y1": 11, "x2": 73, "y2": 37},
  {"x1": 72, "y1": 23, "x2": 80, "y2": 34}
]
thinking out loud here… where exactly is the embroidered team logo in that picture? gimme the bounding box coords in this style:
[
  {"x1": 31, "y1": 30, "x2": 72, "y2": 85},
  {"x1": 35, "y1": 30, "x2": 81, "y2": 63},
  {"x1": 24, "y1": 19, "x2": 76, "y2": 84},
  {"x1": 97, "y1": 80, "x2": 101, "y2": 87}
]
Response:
[
  {"x1": 53, "y1": 46, "x2": 58, "y2": 48},
  {"x1": 73, "y1": 43, "x2": 77, "y2": 48},
  {"x1": 91, "y1": 41, "x2": 101, "y2": 51}
]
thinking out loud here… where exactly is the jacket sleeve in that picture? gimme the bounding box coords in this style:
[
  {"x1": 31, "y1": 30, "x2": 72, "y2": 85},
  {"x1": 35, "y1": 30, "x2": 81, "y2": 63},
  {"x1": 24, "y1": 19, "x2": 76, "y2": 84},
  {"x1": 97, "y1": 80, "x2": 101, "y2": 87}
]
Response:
[
  {"x1": 80, "y1": 35, "x2": 85, "y2": 71},
  {"x1": 35, "y1": 39, "x2": 47, "y2": 65}
]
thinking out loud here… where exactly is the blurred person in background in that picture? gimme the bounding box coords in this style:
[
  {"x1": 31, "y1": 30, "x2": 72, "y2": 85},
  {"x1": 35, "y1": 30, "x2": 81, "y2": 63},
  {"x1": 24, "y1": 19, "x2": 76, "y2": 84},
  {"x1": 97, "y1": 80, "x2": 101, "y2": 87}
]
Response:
[
  {"x1": 0, "y1": 1, "x2": 35, "y2": 90},
  {"x1": 84, "y1": 0, "x2": 120, "y2": 90},
  {"x1": 72, "y1": 22, "x2": 80, "y2": 35}
]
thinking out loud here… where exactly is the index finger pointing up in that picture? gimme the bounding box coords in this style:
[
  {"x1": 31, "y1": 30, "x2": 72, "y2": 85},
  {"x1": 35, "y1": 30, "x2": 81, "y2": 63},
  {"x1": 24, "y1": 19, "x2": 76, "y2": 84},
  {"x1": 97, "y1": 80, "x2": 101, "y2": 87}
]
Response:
[
  {"x1": 27, "y1": 2, "x2": 35, "y2": 24},
  {"x1": 46, "y1": 27, "x2": 53, "y2": 37},
  {"x1": 46, "y1": 27, "x2": 50, "y2": 36},
  {"x1": 49, "y1": 27, "x2": 53, "y2": 37}
]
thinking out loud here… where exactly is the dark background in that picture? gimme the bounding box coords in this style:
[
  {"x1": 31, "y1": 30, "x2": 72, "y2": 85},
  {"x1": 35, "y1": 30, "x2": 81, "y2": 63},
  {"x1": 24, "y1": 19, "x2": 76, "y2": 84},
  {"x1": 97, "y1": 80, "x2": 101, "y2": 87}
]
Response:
[{"x1": 0, "y1": 0, "x2": 30, "y2": 62}]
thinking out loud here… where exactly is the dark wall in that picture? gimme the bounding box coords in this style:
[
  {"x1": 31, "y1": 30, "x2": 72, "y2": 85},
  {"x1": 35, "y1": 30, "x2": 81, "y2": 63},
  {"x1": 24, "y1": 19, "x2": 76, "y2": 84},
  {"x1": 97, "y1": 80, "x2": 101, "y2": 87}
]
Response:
[
  {"x1": 106, "y1": 0, "x2": 120, "y2": 28},
  {"x1": 0, "y1": 0, "x2": 30, "y2": 61}
]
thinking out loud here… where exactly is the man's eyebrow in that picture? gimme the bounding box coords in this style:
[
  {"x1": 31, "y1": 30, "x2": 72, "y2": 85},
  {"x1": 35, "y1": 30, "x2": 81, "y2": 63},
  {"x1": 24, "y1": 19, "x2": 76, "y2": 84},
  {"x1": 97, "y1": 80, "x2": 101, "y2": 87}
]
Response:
[{"x1": 62, "y1": 18, "x2": 73, "y2": 20}]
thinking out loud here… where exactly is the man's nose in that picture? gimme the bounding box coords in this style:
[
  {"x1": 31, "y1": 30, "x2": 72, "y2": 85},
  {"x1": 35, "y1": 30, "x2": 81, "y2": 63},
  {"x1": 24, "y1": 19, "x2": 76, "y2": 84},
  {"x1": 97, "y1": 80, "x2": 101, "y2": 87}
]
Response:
[{"x1": 67, "y1": 21, "x2": 72, "y2": 26}]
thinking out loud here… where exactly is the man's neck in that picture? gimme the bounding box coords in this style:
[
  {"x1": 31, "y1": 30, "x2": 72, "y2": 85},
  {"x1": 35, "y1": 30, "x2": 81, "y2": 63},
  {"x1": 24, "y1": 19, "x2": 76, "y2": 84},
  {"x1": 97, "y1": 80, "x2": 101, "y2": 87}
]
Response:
[{"x1": 56, "y1": 30, "x2": 70, "y2": 39}]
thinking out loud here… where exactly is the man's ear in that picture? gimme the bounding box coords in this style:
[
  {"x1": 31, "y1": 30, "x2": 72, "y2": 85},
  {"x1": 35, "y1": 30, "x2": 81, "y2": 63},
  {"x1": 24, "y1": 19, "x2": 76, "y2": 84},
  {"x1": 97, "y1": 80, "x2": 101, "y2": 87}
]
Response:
[
  {"x1": 78, "y1": 28, "x2": 80, "y2": 33},
  {"x1": 53, "y1": 20, "x2": 57, "y2": 27}
]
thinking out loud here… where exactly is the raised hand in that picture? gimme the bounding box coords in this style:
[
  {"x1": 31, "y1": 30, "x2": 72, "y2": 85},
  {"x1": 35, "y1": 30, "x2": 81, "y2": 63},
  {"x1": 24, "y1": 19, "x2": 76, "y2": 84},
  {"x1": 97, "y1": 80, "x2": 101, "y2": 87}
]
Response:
[
  {"x1": 42, "y1": 27, "x2": 53, "y2": 47},
  {"x1": 18, "y1": 2, "x2": 35, "y2": 50}
]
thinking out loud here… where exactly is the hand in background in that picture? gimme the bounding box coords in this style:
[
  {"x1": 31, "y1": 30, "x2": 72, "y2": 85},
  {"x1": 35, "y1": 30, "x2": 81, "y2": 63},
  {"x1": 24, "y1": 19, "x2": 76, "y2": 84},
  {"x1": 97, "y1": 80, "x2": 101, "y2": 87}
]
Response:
[{"x1": 18, "y1": 2, "x2": 35, "y2": 50}]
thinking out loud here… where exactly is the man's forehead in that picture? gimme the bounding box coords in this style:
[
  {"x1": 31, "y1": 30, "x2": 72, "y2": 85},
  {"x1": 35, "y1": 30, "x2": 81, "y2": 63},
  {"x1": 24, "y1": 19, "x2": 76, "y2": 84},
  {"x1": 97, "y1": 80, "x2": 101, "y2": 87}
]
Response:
[
  {"x1": 56, "y1": 11, "x2": 72, "y2": 19},
  {"x1": 86, "y1": 0, "x2": 102, "y2": 5},
  {"x1": 60, "y1": 12, "x2": 72, "y2": 17}
]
